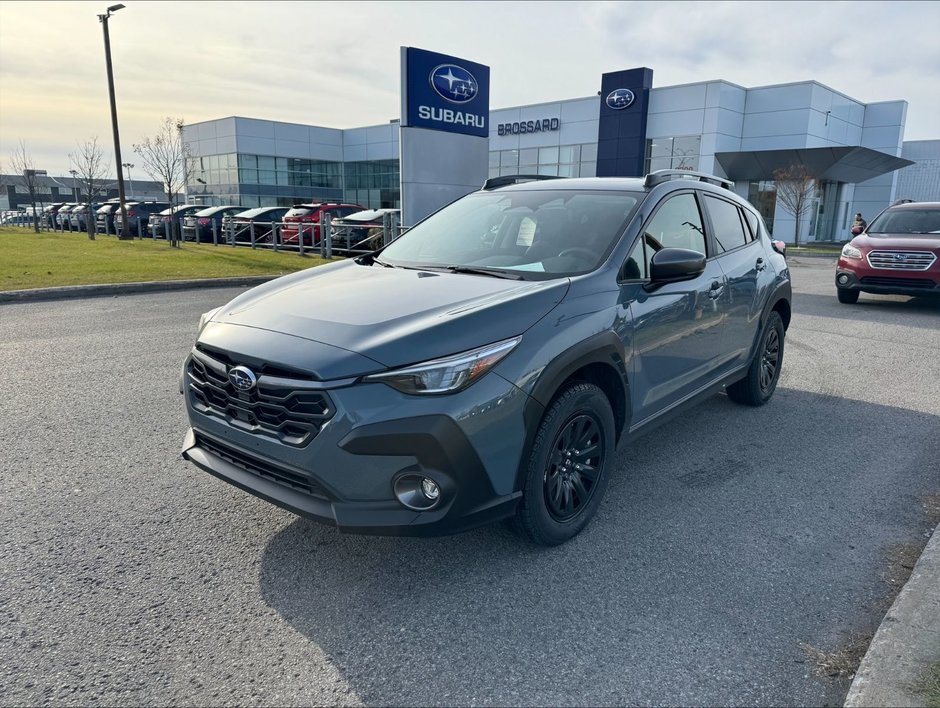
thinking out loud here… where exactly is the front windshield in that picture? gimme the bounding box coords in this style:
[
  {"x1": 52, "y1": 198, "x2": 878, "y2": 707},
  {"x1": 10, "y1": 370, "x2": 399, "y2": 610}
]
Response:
[
  {"x1": 867, "y1": 208, "x2": 940, "y2": 235},
  {"x1": 380, "y1": 190, "x2": 640, "y2": 278}
]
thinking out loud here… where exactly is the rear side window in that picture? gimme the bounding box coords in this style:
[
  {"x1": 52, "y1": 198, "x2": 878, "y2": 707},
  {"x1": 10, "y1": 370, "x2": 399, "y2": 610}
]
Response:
[
  {"x1": 705, "y1": 195, "x2": 749, "y2": 253},
  {"x1": 742, "y1": 209, "x2": 760, "y2": 241},
  {"x1": 285, "y1": 207, "x2": 313, "y2": 218}
]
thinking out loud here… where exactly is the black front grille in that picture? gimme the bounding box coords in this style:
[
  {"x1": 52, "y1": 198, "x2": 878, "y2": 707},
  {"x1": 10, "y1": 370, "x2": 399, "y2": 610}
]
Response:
[
  {"x1": 187, "y1": 349, "x2": 334, "y2": 447},
  {"x1": 860, "y1": 276, "x2": 936, "y2": 289},
  {"x1": 196, "y1": 434, "x2": 330, "y2": 500}
]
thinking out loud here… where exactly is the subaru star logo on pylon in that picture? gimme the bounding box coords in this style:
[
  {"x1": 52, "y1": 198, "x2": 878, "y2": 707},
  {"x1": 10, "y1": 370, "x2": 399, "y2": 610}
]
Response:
[
  {"x1": 606, "y1": 88, "x2": 636, "y2": 110},
  {"x1": 430, "y1": 64, "x2": 478, "y2": 104}
]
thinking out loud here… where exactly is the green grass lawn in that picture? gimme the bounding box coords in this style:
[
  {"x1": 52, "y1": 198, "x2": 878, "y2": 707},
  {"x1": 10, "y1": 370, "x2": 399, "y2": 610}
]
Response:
[{"x1": 0, "y1": 227, "x2": 328, "y2": 291}]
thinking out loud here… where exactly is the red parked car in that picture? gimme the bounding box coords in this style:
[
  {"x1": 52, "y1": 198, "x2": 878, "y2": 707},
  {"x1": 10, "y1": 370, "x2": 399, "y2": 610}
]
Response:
[
  {"x1": 279, "y1": 203, "x2": 364, "y2": 246},
  {"x1": 835, "y1": 200, "x2": 940, "y2": 303}
]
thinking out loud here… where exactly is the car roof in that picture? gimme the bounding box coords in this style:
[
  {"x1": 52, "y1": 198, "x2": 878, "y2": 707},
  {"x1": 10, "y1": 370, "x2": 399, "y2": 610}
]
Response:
[{"x1": 889, "y1": 201, "x2": 940, "y2": 209}]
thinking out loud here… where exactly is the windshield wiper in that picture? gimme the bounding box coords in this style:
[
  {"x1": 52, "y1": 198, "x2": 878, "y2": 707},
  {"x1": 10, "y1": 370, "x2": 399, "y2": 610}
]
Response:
[{"x1": 443, "y1": 265, "x2": 525, "y2": 280}]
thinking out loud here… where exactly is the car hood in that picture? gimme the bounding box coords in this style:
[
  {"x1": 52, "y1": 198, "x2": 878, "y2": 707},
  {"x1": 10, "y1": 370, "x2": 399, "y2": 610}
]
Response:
[
  {"x1": 855, "y1": 233, "x2": 940, "y2": 251},
  {"x1": 207, "y1": 259, "x2": 569, "y2": 376}
]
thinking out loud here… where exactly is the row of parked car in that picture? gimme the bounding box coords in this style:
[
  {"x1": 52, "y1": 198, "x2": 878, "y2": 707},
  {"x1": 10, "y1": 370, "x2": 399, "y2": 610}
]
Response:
[{"x1": 42, "y1": 200, "x2": 399, "y2": 249}]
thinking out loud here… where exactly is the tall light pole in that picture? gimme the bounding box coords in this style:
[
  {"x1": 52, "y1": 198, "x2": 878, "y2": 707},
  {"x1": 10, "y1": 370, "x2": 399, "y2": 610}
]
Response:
[
  {"x1": 68, "y1": 169, "x2": 79, "y2": 201},
  {"x1": 99, "y1": 3, "x2": 129, "y2": 238},
  {"x1": 122, "y1": 162, "x2": 134, "y2": 198}
]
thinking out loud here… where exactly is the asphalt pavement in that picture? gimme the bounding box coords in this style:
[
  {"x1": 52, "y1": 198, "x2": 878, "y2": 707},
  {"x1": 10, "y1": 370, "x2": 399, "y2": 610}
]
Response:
[{"x1": 1, "y1": 259, "x2": 938, "y2": 706}]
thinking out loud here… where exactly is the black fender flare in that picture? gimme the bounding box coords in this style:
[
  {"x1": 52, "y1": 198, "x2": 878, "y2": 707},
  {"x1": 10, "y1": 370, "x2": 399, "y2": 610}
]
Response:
[{"x1": 515, "y1": 330, "x2": 631, "y2": 491}]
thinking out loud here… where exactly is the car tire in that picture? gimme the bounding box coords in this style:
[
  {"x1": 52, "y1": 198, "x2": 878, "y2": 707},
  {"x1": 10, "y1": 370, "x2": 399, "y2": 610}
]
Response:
[
  {"x1": 727, "y1": 310, "x2": 785, "y2": 407},
  {"x1": 513, "y1": 382, "x2": 615, "y2": 546},
  {"x1": 837, "y1": 288, "x2": 860, "y2": 304}
]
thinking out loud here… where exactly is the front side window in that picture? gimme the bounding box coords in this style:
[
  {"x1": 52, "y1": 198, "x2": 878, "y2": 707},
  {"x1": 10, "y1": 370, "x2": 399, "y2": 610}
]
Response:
[
  {"x1": 380, "y1": 190, "x2": 640, "y2": 279},
  {"x1": 643, "y1": 193, "x2": 707, "y2": 256}
]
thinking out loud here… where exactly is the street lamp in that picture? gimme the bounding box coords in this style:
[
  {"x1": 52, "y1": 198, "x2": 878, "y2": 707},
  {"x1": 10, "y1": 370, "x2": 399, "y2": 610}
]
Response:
[
  {"x1": 98, "y1": 3, "x2": 129, "y2": 238},
  {"x1": 122, "y1": 162, "x2": 134, "y2": 198},
  {"x1": 68, "y1": 169, "x2": 79, "y2": 201}
]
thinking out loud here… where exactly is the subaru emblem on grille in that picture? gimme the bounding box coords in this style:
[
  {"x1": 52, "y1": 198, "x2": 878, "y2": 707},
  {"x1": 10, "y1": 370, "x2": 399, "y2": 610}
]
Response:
[
  {"x1": 229, "y1": 366, "x2": 257, "y2": 391},
  {"x1": 895, "y1": 253, "x2": 908, "y2": 261}
]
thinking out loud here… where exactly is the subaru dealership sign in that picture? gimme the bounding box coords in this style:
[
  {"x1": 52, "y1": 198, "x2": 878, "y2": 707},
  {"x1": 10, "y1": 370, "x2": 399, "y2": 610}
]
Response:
[{"x1": 403, "y1": 48, "x2": 490, "y2": 137}]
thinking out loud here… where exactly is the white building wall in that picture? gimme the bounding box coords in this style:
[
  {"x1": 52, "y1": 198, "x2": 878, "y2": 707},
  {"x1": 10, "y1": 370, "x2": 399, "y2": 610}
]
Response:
[
  {"x1": 852, "y1": 101, "x2": 908, "y2": 226},
  {"x1": 896, "y1": 140, "x2": 940, "y2": 201}
]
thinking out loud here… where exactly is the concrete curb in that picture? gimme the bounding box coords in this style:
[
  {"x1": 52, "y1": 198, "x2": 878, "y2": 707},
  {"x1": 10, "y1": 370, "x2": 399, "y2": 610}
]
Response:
[
  {"x1": 0, "y1": 275, "x2": 279, "y2": 304},
  {"x1": 844, "y1": 523, "x2": 940, "y2": 707}
]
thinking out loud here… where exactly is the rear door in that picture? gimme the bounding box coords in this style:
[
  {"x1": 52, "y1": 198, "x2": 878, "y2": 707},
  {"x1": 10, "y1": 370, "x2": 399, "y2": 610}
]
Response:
[{"x1": 702, "y1": 194, "x2": 772, "y2": 369}]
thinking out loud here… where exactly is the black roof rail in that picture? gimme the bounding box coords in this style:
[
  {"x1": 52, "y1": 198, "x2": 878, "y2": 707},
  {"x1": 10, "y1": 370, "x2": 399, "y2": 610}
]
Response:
[
  {"x1": 644, "y1": 169, "x2": 734, "y2": 191},
  {"x1": 891, "y1": 198, "x2": 915, "y2": 206},
  {"x1": 482, "y1": 174, "x2": 562, "y2": 191}
]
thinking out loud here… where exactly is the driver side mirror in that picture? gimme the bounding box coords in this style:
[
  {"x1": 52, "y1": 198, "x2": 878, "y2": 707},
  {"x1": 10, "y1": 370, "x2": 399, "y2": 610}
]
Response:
[{"x1": 648, "y1": 248, "x2": 707, "y2": 285}]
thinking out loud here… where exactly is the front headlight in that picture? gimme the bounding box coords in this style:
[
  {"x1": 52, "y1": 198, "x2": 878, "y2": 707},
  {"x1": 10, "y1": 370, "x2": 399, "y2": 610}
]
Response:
[
  {"x1": 198, "y1": 306, "x2": 223, "y2": 333},
  {"x1": 841, "y1": 244, "x2": 862, "y2": 259},
  {"x1": 364, "y1": 336, "x2": 522, "y2": 395}
]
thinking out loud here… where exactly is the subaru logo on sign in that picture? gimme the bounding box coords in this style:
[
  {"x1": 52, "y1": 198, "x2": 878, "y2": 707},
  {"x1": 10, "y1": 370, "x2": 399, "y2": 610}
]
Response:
[
  {"x1": 430, "y1": 64, "x2": 478, "y2": 104},
  {"x1": 229, "y1": 366, "x2": 257, "y2": 391},
  {"x1": 606, "y1": 88, "x2": 635, "y2": 110}
]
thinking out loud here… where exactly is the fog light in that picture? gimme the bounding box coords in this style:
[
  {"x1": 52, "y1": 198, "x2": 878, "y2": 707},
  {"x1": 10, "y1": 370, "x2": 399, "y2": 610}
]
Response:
[
  {"x1": 393, "y1": 474, "x2": 444, "y2": 510},
  {"x1": 838, "y1": 274, "x2": 850, "y2": 285},
  {"x1": 421, "y1": 478, "x2": 440, "y2": 500}
]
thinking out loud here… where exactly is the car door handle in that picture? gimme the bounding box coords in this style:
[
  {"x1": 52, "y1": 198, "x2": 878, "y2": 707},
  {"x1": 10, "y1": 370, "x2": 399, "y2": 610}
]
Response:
[
  {"x1": 756, "y1": 257, "x2": 767, "y2": 272},
  {"x1": 707, "y1": 280, "x2": 724, "y2": 299}
]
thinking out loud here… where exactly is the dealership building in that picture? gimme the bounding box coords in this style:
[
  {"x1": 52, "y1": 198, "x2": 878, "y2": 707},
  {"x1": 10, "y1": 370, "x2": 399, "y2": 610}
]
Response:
[{"x1": 182, "y1": 60, "x2": 938, "y2": 241}]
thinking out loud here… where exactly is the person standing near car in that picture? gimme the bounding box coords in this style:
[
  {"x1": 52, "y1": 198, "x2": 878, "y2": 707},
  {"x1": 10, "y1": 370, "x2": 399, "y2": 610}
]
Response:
[{"x1": 851, "y1": 213, "x2": 867, "y2": 235}]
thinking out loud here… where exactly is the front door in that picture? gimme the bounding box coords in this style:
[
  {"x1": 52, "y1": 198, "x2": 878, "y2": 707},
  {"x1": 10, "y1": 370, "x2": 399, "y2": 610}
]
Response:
[{"x1": 623, "y1": 191, "x2": 731, "y2": 424}]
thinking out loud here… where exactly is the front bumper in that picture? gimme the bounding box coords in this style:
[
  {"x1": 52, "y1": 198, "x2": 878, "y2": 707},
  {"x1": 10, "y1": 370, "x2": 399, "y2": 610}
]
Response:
[
  {"x1": 835, "y1": 262, "x2": 940, "y2": 298},
  {"x1": 180, "y1": 354, "x2": 532, "y2": 537}
]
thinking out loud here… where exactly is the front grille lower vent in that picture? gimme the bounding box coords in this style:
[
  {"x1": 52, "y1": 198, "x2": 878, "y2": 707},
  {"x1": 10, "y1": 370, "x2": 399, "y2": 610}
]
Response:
[
  {"x1": 196, "y1": 434, "x2": 330, "y2": 499},
  {"x1": 187, "y1": 348, "x2": 334, "y2": 447}
]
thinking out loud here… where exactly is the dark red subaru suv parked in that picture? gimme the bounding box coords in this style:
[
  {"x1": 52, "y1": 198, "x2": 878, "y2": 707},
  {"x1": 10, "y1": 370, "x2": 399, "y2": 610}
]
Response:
[{"x1": 835, "y1": 201, "x2": 940, "y2": 303}]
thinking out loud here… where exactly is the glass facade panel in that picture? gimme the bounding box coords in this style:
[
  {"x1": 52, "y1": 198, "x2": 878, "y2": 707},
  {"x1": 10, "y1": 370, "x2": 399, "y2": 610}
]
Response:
[
  {"x1": 500, "y1": 150, "x2": 519, "y2": 167},
  {"x1": 579, "y1": 162, "x2": 596, "y2": 177},
  {"x1": 489, "y1": 152, "x2": 500, "y2": 169},
  {"x1": 519, "y1": 148, "x2": 538, "y2": 166},
  {"x1": 559, "y1": 145, "x2": 580, "y2": 164},
  {"x1": 644, "y1": 135, "x2": 702, "y2": 173},
  {"x1": 538, "y1": 147, "x2": 559, "y2": 164},
  {"x1": 581, "y1": 143, "x2": 597, "y2": 162}
]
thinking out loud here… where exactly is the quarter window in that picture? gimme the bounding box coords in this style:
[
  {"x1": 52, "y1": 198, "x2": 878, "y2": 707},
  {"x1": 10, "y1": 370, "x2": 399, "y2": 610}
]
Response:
[{"x1": 705, "y1": 195, "x2": 749, "y2": 253}]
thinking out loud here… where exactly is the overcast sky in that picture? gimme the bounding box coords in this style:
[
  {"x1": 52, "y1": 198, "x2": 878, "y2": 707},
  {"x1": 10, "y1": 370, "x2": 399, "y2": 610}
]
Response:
[{"x1": 1, "y1": 0, "x2": 938, "y2": 178}]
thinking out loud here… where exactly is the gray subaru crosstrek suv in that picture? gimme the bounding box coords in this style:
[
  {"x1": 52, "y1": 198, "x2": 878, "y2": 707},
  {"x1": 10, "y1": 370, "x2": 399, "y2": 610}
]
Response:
[{"x1": 181, "y1": 170, "x2": 791, "y2": 545}]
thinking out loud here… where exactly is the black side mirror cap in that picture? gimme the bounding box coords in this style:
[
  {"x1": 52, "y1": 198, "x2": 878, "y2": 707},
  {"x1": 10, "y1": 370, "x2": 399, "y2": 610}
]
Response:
[{"x1": 648, "y1": 248, "x2": 707, "y2": 285}]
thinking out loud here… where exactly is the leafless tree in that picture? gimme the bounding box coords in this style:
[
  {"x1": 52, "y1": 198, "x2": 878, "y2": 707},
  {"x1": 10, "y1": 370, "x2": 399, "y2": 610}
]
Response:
[
  {"x1": 69, "y1": 137, "x2": 111, "y2": 240},
  {"x1": 772, "y1": 164, "x2": 818, "y2": 246},
  {"x1": 8, "y1": 140, "x2": 42, "y2": 232},
  {"x1": 134, "y1": 116, "x2": 189, "y2": 247}
]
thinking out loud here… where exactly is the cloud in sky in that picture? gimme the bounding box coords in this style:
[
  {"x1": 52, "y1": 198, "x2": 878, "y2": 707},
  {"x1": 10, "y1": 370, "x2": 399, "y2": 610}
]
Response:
[{"x1": 1, "y1": 0, "x2": 938, "y2": 177}]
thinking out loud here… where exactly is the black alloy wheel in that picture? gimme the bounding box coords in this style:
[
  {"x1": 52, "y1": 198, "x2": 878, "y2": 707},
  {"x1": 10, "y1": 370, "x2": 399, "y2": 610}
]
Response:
[
  {"x1": 544, "y1": 413, "x2": 603, "y2": 521},
  {"x1": 759, "y1": 327, "x2": 780, "y2": 394},
  {"x1": 727, "y1": 310, "x2": 785, "y2": 407},
  {"x1": 514, "y1": 382, "x2": 615, "y2": 545}
]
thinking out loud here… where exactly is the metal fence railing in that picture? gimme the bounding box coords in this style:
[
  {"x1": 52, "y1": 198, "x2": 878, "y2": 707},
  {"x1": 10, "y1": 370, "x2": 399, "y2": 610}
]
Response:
[{"x1": 4, "y1": 208, "x2": 407, "y2": 260}]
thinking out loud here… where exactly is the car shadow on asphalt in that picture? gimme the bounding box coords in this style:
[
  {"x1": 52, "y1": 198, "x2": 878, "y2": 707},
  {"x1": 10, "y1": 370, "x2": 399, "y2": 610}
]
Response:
[{"x1": 257, "y1": 388, "x2": 940, "y2": 707}]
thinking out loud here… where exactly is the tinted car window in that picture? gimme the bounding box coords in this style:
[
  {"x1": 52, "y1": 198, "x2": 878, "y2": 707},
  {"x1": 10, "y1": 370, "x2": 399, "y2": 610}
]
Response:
[
  {"x1": 644, "y1": 193, "x2": 707, "y2": 256},
  {"x1": 285, "y1": 207, "x2": 315, "y2": 218},
  {"x1": 381, "y1": 190, "x2": 639, "y2": 278},
  {"x1": 742, "y1": 208, "x2": 760, "y2": 241},
  {"x1": 705, "y1": 195, "x2": 749, "y2": 253},
  {"x1": 867, "y1": 207, "x2": 940, "y2": 235}
]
